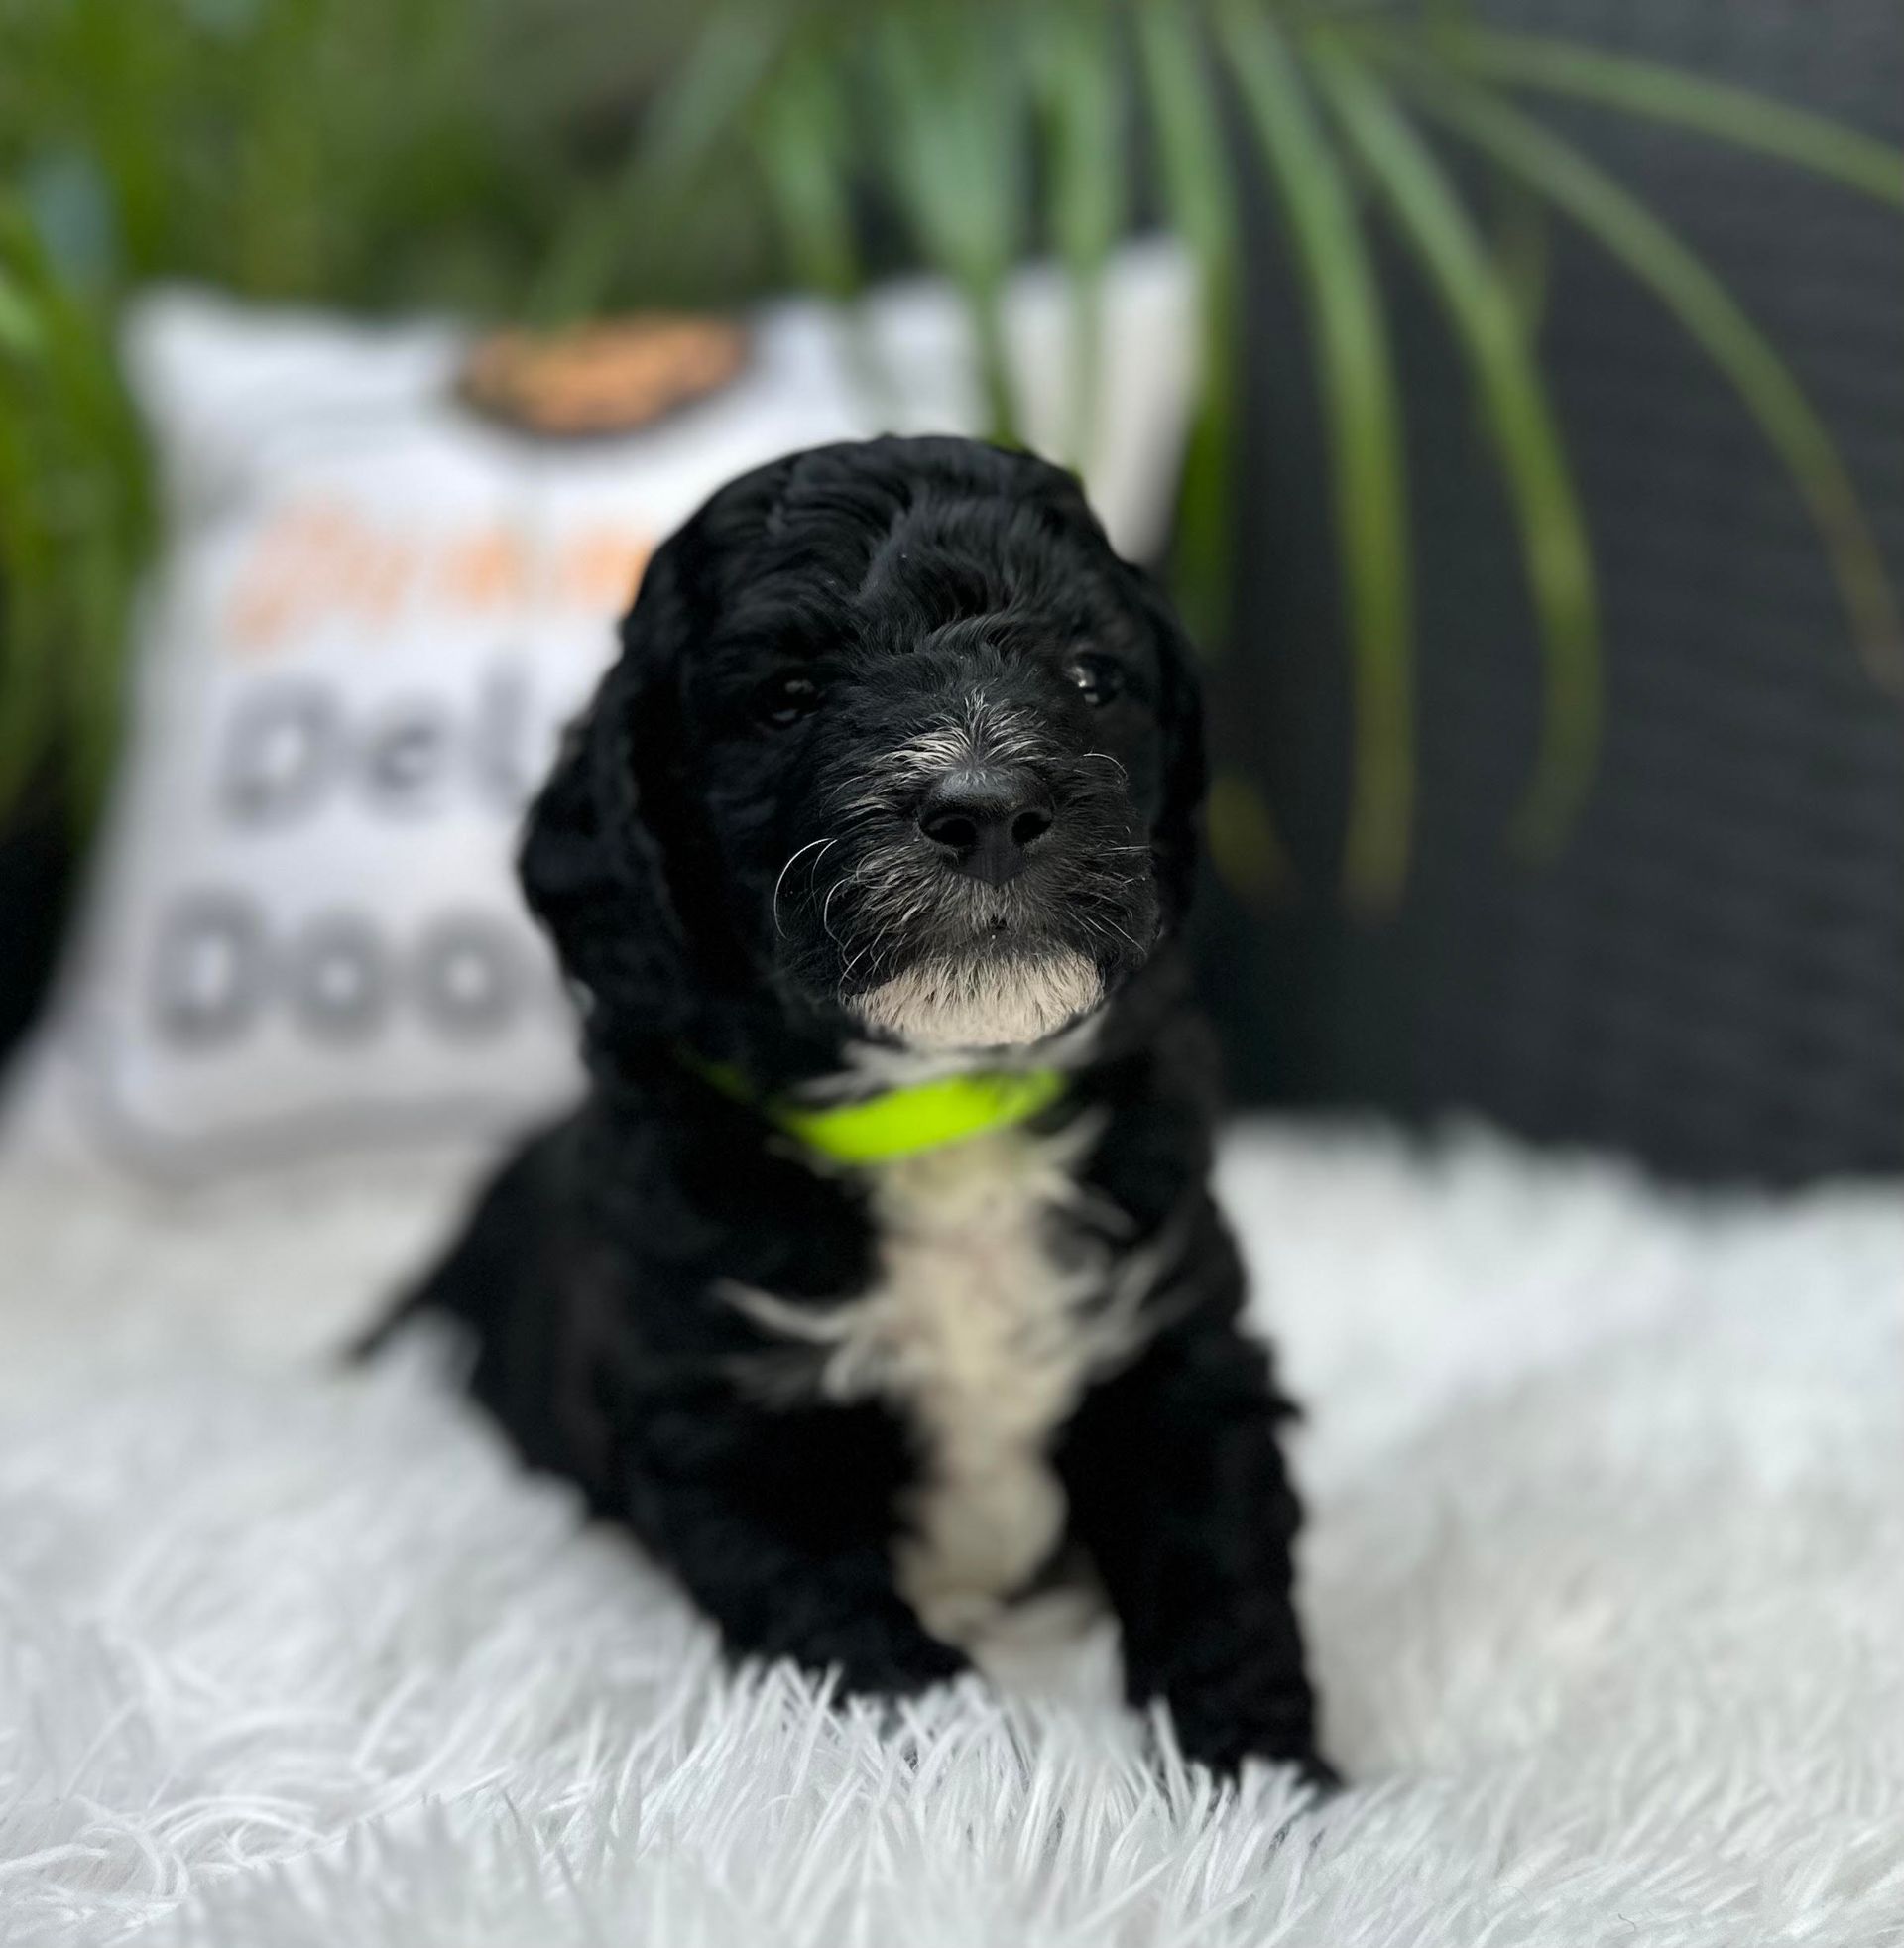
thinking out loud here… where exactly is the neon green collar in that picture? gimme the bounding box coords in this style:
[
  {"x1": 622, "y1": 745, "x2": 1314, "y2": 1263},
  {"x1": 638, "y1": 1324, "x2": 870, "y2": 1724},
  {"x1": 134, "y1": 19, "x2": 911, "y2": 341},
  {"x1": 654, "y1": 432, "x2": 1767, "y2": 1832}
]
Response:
[{"x1": 686, "y1": 1055, "x2": 1068, "y2": 1165}]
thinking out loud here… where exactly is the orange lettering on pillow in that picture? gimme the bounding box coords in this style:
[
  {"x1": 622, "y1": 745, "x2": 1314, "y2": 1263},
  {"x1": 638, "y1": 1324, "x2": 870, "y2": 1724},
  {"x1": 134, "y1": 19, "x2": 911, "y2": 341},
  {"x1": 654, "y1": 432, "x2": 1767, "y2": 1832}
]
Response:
[
  {"x1": 441, "y1": 530, "x2": 532, "y2": 612},
  {"x1": 228, "y1": 505, "x2": 654, "y2": 650},
  {"x1": 228, "y1": 500, "x2": 362, "y2": 651},
  {"x1": 560, "y1": 529, "x2": 653, "y2": 613},
  {"x1": 344, "y1": 527, "x2": 415, "y2": 631}
]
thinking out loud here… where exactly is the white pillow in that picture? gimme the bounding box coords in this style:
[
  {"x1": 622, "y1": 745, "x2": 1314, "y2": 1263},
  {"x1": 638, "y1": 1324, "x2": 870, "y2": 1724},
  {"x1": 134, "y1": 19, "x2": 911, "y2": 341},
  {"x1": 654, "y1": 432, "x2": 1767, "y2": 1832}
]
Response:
[{"x1": 2, "y1": 247, "x2": 1196, "y2": 1181}]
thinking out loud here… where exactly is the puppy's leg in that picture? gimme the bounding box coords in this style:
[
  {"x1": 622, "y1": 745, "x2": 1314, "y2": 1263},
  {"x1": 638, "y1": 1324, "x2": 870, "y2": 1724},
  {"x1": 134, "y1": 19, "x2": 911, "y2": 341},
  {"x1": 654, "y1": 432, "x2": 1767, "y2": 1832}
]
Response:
[
  {"x1": 625, "y1": 1388, "x2": 967, "y2": 1698},
  {"x1": 1057, "y1": 1297, "x2": 1331, "y2": 1783}
]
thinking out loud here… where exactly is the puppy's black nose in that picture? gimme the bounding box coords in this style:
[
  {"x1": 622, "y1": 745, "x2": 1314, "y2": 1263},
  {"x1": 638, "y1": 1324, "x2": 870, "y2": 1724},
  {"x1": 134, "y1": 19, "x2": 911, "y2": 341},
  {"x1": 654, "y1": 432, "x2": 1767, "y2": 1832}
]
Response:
[{"x1": 917, "y1": 769, "x2": 1055, "y2": 886}]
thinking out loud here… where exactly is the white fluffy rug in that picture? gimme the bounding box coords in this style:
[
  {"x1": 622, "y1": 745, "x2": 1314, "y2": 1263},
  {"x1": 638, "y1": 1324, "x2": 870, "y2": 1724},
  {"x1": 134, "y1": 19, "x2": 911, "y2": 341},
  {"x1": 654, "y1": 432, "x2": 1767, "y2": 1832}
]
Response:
[{"x1": 2, "y1": 1122, "x2": 1899, "y2": 1946}]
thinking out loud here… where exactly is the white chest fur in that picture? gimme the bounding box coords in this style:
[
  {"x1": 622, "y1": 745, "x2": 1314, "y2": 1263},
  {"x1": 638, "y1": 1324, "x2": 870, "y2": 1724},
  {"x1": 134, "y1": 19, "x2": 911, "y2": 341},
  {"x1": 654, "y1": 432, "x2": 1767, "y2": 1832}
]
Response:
[
  {"x1": 869, "y1": 1128, "x2": 1104, "y2": 1643},
  {"x1": 730, "y1": 1121, "x2": 1125, "y2": 1644}
]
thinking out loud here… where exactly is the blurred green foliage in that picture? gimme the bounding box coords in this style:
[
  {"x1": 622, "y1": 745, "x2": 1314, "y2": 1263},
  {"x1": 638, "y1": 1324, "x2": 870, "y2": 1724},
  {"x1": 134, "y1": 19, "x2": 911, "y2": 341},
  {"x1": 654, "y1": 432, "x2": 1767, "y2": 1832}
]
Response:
[
  {"x1": 1, "y1": 0, "x2": 1898, "y2": 909},
  {"x1": 0, "y1": 0, "x2": 726, "y2": 818}
]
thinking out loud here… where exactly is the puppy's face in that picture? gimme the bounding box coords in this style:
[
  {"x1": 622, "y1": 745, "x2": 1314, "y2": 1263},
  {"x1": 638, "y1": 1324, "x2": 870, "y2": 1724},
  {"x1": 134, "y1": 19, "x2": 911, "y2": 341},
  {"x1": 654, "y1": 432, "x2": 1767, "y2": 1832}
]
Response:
[
  {"x1": 524, "y1": 438, "x2": 1203, "y2": 1056},
  {"x1": 699, "y1": 573, "x2": 1176, "y2": 1054}
]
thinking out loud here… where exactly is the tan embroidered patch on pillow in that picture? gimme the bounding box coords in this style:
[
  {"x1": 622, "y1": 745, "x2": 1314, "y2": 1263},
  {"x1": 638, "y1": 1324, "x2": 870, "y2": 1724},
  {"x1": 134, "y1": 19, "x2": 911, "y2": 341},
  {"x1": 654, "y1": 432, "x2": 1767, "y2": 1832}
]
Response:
[{"x1": 459, "y1": 315, "x2": 750, "y2": 437}]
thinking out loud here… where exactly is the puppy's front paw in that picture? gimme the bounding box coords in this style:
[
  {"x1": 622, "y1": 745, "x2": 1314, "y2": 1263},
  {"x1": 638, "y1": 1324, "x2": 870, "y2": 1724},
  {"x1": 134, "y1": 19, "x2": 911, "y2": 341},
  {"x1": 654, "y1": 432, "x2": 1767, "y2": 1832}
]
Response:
[
  {"x1": 832, "y1": 1625, "x2": 968, "y2": 1700},
  {"x1": 1169, "y1": 1723, "x2": 1343, "y2": 1795},
  {"x1": 774, "y1": 1599, "x2": 968, "y2": 1702},
  {"x1": 1285, "y1": 1749, "x2": 1344, "y2": 1798},
  {"x1": 1151, "y1": 1674, "x2": 1335, "y2": 1790}
]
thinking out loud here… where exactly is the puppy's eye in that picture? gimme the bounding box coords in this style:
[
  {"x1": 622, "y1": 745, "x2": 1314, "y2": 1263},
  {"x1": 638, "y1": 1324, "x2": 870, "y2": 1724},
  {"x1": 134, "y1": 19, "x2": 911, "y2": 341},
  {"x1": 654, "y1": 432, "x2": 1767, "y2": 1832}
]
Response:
[
  {"x1": 1065, "y1": 653, "x2": 1126, "y2": 707},
  {"x1": 754, "y1": 671, "x2": 822, "y2": 729}
]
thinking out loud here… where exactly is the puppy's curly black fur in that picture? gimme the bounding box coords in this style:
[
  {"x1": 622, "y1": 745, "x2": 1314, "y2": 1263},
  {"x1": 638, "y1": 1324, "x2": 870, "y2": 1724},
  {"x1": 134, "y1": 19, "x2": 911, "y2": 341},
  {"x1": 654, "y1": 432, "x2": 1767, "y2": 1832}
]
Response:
[{"x1": 369, "y1": 436, "x2": 1331, "y2": 1781}]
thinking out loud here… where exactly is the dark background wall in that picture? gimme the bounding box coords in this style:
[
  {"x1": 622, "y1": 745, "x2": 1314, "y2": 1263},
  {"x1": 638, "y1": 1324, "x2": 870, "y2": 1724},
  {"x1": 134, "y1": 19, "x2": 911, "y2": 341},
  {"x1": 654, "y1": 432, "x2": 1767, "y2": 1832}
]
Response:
[{"x1": 1196, "y1": 0, "x2": 1904, "y2": 1182}]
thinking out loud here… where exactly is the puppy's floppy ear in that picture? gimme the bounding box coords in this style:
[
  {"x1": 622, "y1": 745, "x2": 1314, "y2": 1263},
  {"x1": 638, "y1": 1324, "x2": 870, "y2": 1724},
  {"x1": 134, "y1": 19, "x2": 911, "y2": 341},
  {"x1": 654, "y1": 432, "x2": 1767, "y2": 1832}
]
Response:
[
  {"x1": 1135, "y1": 572, "x2": 1209, "y2": 926},
  {"x1": 518, "y1": 545, "x2": 696, "y2": 1037}
]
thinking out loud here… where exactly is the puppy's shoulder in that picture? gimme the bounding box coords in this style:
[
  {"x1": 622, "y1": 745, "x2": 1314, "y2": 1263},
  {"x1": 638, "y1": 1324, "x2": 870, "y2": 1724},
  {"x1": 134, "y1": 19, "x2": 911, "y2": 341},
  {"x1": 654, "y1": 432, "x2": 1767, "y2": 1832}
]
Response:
[{"x1": 1069, "y1": 991, "x2": 1223, "y2": 1236}]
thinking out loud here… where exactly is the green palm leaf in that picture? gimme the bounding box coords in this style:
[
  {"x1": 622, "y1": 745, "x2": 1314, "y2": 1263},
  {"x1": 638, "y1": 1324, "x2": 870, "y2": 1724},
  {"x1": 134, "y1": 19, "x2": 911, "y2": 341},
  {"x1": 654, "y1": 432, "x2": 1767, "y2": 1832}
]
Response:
[
  {"x1": 751, "y1": 54, "x2": 861, "y2": 303},
  {"x1": 0, "y1": 202, "x2": 149, "y2": 816},
  {"x1": 749, "y1": 52, "x2": 899, "y2": 421},
  {"x1": 1418, "y1": 27, "x2": 1904, "y2": 207},
  {"x1": 1401, "y1": 71, "x2": 1904, "y2": 696},
  {"x1": 1311, "y1": 35, "x2": 1601, "y2": 856},
  {"x1": 1218, "y1": 0, "x2": 1414, "y2": 911},
  {"x1": 1206, "y1": 766, "x2": 1295, "y2": 903},
  {"x1": 1031, "y1": 0, "x2": 1123, "y2": 469},
  {"x1": 1136, "y1": 0, "x2": 1243, "y2": 645},
  {"x1": 0, "y1": 412, "x2": 54, "y2": 810},
  {"x1": 0, "y1": 259, "x2": 43, "y2": 356},
  {"x1": 872, "y1": 10, "x2": 1025, "y2": 443},
  {"x1": 532, "y1": 1, "x2": 787, "y2": 320}
]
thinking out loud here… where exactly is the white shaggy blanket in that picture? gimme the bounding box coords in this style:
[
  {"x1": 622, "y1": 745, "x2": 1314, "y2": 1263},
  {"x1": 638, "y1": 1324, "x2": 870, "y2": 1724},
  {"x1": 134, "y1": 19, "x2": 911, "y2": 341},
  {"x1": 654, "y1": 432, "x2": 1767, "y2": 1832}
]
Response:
[{"x1": 1, "y1": 1123, "x2": 1899, "y2": 1946}]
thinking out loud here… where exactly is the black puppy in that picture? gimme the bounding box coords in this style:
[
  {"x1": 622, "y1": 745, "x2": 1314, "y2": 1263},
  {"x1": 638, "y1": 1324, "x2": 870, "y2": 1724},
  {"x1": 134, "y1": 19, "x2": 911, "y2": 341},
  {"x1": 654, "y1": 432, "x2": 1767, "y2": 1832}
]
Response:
[{"x1": 371, "y1": 435, "x2": 1330, "y2": 1781}]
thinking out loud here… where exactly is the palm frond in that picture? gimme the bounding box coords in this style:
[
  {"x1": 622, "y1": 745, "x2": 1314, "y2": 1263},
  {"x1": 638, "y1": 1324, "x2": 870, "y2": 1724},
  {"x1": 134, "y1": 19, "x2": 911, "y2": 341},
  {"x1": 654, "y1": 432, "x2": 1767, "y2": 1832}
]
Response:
[
  {"x1": 0, "y1": 260, "x2": 44, "y2": 355},
  {"x1": 1219, "y1": 0, "x2": 1414, "y2": 912},
  {"x1": 872, "y1": 10, "x2": 1026, "y2": 443},
  {"x1": 1310, "y1": 35, "x2": 1601, "y2": 856},
  {"x1": 532, "y1": 2, "x2": 787, "y2": 320},
  {"x1": 1409, "y1": 27, "x2": 1904, "y2": 207},
  {"x1": 1401, "y1": 70, "x2": 1904, "y2": 697},
  {"x1": 1206, "y1": 767, "x2": 1296, "y2": 904},
  {"x1": 0, "y1": 202, "x2": 149, "y2": 817},
  {"x1": 750, "y1": 53, "x2": 861, "y2": 301},
  {"x1": 750, "y1": 52, "x2": 900, "y2": 419},
  {"x1": 1135, "y1": 0, "x2": 1243, "y2": 645},
  {"x1": 1488, "y1": 167, "x2": 1554, "y2": 340},
  {"x1": 1031, "y1": 1, "x2": 1123, "y2": 468},
  {"x1": 0, "y1": 412, "x2": 55, "y2": 811}
]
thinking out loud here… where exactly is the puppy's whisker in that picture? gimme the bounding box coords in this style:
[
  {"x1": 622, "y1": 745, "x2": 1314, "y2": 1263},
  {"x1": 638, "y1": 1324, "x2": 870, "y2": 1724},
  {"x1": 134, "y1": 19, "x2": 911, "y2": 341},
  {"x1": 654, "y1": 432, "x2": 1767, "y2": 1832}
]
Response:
[
  {"x1": 821, "y1": 874, "x2": 856, "y2": 945},
  {"x1": 773, "y1": 836, "x2": 837, "y2": 939}
]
